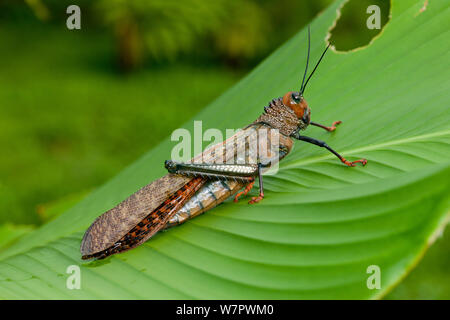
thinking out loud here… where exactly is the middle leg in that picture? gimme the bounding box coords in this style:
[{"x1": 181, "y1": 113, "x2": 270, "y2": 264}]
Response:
[{"x1": 293, "y1": 135, "x2": 367, "y2": 166}]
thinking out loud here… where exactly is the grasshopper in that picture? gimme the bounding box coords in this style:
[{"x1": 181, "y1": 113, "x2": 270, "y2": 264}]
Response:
[{"x1": 81, "y1": 29, "x2": 367, "y2": 260}]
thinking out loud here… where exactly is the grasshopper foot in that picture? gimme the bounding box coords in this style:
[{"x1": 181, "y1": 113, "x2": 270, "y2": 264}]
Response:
[
  {"x1": 326, "y1": 120, "x2": 342, "y2": 132},
  {"x1": 342, "y1": 158, "x2": 367, "y2": 167},
  {"x1": 311, "y1": 121, "x2": 342, "y2": 132},
  {"x1": 249, "y1": 194, "x2": 264, "y2": 204}
]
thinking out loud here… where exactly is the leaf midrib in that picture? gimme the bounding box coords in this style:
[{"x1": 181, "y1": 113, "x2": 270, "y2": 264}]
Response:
[{"x1": 282, "y1": 129, "x2": 450, "y2": 168}]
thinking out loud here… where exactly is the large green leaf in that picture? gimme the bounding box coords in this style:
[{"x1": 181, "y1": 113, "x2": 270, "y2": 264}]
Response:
[{"x1": 0, "y1": 0, "x2": 448, "y2": 299}]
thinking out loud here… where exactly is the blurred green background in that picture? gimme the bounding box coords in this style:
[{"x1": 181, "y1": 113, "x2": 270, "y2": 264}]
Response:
[{"x1": 0, "y1": 0, "x2": 447, "y2": 299}]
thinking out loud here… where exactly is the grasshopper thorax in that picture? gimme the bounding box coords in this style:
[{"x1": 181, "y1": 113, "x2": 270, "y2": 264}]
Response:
[{"x1": 282, "y1": 91, "x2": 311, "y2": 128}]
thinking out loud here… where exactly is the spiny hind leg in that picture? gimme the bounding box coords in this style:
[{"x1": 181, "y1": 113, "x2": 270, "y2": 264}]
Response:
[
  {"x1": 234, "y1": 179, "x2": 255, "y2": 202},
  {"x1": 249, "y1": 163, "x2": 264, "y2": 204},
  {"x1": 165, "y1": 160, "x2": 266, "y2": 205},
  {"x1": 165, "y1": 160, "x2": 258, "y2": 179},
  {"x1": 233, "y1": 162, "x2": 265, "y2": 204},
  {"x1": 230, "y1": 163, "x2": 264, "y2": 204}
]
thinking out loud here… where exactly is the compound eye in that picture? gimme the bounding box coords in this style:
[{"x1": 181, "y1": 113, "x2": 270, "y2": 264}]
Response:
[{"x1": 291, "y1": 92, "x2": 301, "y2": 103}]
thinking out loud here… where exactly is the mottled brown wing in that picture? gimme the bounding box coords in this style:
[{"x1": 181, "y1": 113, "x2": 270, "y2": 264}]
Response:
[
  {"x1": 80, "y1": 174, "x2": 192, "y2": 256},
  {"x1": 82, "y1": 176, "x2": 205, "y2": 259},
  {"x1": 79, "y1": 131, "x2": 239, "y2": 257}
]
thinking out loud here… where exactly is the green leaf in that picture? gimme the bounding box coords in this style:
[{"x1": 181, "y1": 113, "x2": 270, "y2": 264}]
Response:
[
  {"x1": 0, "y1": 0, "x2": 448, "y2": 299},
  {"x1": 36, "y1": 190, "x2": 90, "y2": 222},
  {"x1": 0, "y1": 224, "x2": 35, "y2": 253}
]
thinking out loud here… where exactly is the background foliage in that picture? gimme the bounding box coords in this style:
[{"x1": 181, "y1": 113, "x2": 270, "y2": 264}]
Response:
[{"x1": 0, "y1": 0, "x2": 448, "y2": 299}]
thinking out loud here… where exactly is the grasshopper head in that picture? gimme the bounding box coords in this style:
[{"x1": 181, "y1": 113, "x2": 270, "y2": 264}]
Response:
[
  {"x1": 282, "y1": 26, "x2": 330, "y2": 131},
  {"x1": 282, "y1": 91, "x2": 310, "y2": 128}
]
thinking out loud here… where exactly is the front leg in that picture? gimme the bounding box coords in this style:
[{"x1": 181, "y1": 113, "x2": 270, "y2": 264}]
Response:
[
  {"x1": 310, "y1": 121, "x2": 342, "y2": 132},
  {"x1": 291, "y1": 134, "x2": 367, "y2": 167}
]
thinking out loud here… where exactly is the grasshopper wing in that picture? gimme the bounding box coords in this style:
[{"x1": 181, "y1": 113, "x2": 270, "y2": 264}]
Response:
[{"x1": 80, "y1": 174, "x2": 195, "y2": 258}]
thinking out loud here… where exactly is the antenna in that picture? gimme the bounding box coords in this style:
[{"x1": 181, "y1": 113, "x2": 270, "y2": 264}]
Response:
[
  {"x1": 301, "y1": 43, "x2": 331, "y2": 95},
  {"x1": 299, "y1": 26, "x2": 311, "y2": 95}
]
